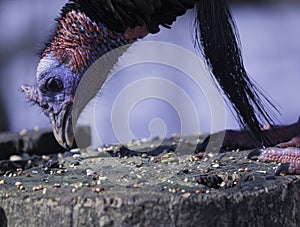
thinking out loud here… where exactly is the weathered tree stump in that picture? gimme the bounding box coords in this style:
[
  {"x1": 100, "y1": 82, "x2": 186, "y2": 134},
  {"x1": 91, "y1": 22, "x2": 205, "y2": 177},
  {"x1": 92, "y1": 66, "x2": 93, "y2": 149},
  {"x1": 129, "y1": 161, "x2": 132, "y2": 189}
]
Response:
[{"x1": 0, "y1": 135, "x2": 300, "y2": 226}]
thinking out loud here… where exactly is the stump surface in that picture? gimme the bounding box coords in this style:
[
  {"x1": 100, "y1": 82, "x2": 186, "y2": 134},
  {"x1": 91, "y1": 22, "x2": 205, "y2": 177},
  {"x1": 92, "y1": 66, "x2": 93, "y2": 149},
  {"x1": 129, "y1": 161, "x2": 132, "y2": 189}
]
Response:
[{"x1": 0, "y1": 134, "x2": 300, "y2": 226}]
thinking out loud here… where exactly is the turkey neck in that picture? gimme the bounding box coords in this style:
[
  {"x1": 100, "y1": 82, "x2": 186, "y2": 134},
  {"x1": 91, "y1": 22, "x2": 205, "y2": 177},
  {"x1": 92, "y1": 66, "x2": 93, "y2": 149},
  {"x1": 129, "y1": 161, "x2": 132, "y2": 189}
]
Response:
[{"x1": 42, "y1": 10, "x2": 136, "y2": 74}]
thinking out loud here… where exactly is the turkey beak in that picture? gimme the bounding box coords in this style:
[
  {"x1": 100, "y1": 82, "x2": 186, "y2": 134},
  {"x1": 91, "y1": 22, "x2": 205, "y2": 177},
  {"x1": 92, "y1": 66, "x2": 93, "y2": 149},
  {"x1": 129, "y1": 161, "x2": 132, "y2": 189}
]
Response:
[
  {"x1": 50, "y1": 103, "x2": 74, "y2": 150},
  {"x1": 22, "y1": 85, "x2": 74, "y2": 149}
]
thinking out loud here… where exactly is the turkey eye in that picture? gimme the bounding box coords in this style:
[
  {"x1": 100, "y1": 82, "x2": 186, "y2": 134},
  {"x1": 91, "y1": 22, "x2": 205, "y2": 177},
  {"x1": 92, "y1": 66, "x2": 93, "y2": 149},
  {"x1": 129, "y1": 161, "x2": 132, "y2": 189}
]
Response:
[{"x1": 46, "y1": 78, "x2": 63, "y2": 92}]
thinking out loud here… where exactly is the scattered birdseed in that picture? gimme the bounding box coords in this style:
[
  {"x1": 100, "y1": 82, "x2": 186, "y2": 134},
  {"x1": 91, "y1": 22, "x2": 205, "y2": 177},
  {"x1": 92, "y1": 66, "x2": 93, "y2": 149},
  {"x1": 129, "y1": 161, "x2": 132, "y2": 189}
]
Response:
[
  {"x1": 245, "y1": 167, "x2": 251, "y2": 172},
  {"x1": 19, "y1": 129, "x2": 28, "y2": 136},
  {"x1": 256, "y1": 170, "x2": 267, "y2": 174},
  {"x1": 70, "y1": 161, "x2": 81, "y2": 167},
  {"x1": 15, "y1": 182, "x2": 22, "y2": 187},
  {"x1": 150, "y1": 156, "x2": 156, "y2": 161},
  {"x1": 97, "y1": 147, "x2": 103, "y2": 152},
  {"x1": 56, "y1": 170, "x2": 64, "y2": 175},
  {"x1": 212, "y1": 163, "x2": 220, "y2": 168},
  {"x1": 162, "y1": 154, "x2": 170, "y2": 159},
  {"x1": 98, "y1": 176, "x2": 107, "y2": 181},
  {"x1": 86, "y1": 169, "x2": 95, "y2": 176},
  {"x1": 181, "y1": 192, "x2": 191, "y2": 198},
  {"x1": 19, "y1": 185, "x2": 25, "y2": 190},
  {"x1": 33, "y1": 185, "x2": 46, "y2": 191},
  {"x1": 135, "y1": 162, "x2": 143, "y2": 168},
  {"x1": 70, "y1": 148, "x2": 81, "y2": 153},
  {"x1": 6, "y1": 172, "x2": 13, "y2": 177},
  {"x1": 203, "y1": 169, "x2": 210, "y2": 173},
  {"x1": 73, "y1": 154, "x2": 82, "y2": 159},
  {"x1": 220, "y1": 182, "x2": 226, "y2": 187},
  {"x1": 72, "y1": 183, "x2": 82, "y2": 189},
  {"x1": 141, "y1": 153, "x2": 148, "y2": 158},
  {"x1": 92, "y1": 187, "x2": 105, "y2": 193},
  {"x1": 17, "y1": 170, "x2": 23, "y2": 176},
  {"x1": 168, "y1": 188, "x2": 178, "y2": 193},
  {"x1": 42, "y1": 155, "x2": 50, "y2": 161},
  {"x1": 9, "y1": 155, "x2": 22, "y2": 162},
  {"x1": 32, "y1": 187, "x2": 39, "y2": 191},
  {"x1": 53, "y1": 183, "x2": 61, "y2": 189},
  {"x1": 207, "y1": 153, "x2": 214, "y2": 158}
]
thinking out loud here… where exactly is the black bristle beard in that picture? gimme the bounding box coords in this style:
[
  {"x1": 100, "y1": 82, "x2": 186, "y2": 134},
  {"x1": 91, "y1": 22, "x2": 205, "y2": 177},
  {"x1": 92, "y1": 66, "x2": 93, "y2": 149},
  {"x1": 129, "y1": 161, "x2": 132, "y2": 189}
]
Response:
[{"x1": 194, "y1": 0, "x2": 279, "y2": 146}]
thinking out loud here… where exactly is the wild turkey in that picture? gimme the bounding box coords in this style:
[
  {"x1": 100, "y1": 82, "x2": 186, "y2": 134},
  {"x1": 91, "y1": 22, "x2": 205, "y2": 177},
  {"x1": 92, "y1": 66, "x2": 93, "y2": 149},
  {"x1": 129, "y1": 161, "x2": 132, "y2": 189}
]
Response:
[{"x1": 22, "y1": 0, "x2": 296, "y2": 173}]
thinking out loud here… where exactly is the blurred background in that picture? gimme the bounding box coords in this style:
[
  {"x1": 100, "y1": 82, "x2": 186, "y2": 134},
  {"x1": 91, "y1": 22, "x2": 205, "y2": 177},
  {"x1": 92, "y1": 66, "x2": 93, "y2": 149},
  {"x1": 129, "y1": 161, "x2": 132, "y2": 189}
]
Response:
[{"x1": 0, "y1": 0, "x2": 299, "y2": 145}]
